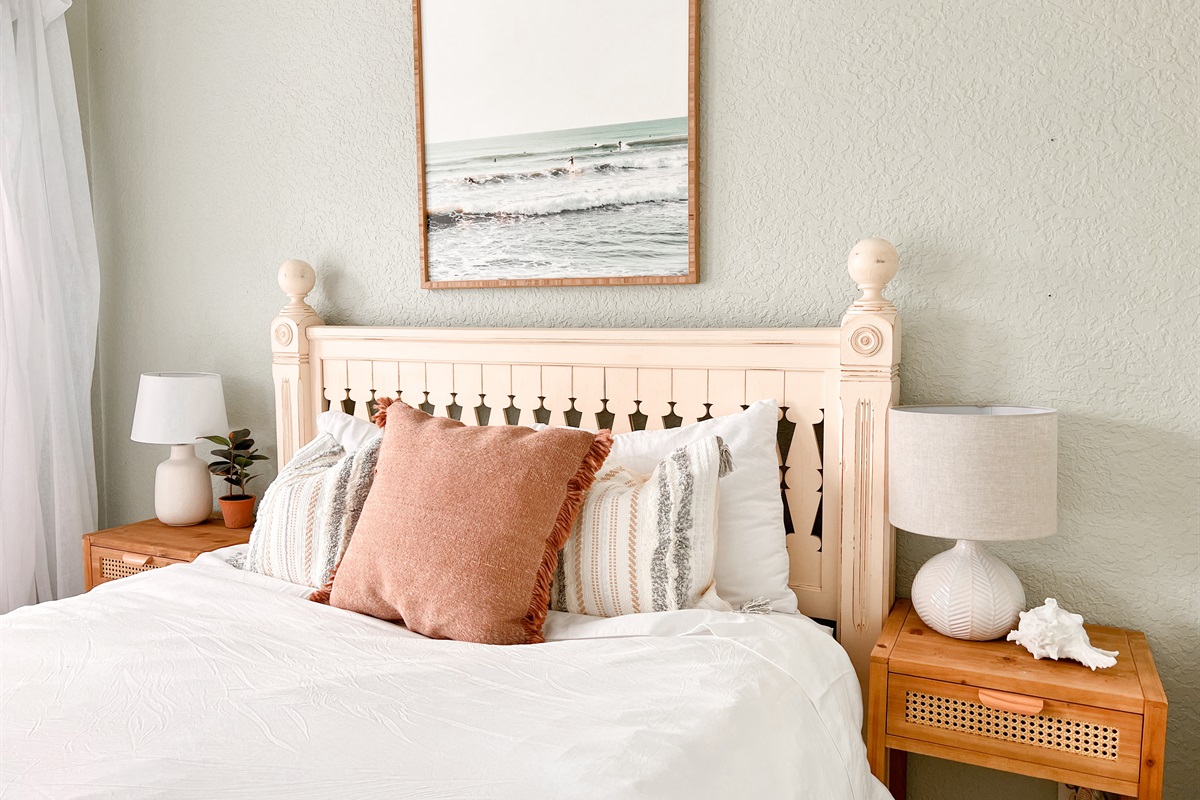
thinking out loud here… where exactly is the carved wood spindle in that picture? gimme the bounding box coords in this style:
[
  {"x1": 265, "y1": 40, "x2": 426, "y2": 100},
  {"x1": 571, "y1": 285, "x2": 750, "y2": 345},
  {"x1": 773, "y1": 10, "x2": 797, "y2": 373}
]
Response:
[
  {"x1": 783, "y1": 370, "x2": 826, "y2": 598},
  {"x1": 454, "y1": 363, "x2": 484, "y2": 426},
  {"x1": 322, "y1": 360, "x2": 349, "y2": 416},
  {"x1": 372, "y1": 361, "x2": 400, "y2": 409},
  {"x1": 426, "y1": 363, "x2": 455, "y2": 418},
  {"x1": 604, "y1": 368, "x2": 638, "y2": 433},
  {"x1": 398, "y1": 362, "x2": 427, "y2": 410},
  {"x1": 572, "y1": 367, "x2": 605, "y2": 430},
  {"x1": 671, "y1": 369, "x2": 708, "y2": 424},
  {"x1": 707, "y1": 369, "x2": 745, "y2": 418},
  {"x1": 481, "y1": 364, "x2": 512, "y2": 426},
  {"x1": 637, "y1": 369, "x2": 672, "y2": 430},
  {"x1": 542, "y1": 366, "x2": 573, "y2": 428},
  {"x1": 346, "y1": 361, "x2": 373, "y2": 422},
  {"x1": 511, "y1": 365, "x2": 541, "y2": 427}
]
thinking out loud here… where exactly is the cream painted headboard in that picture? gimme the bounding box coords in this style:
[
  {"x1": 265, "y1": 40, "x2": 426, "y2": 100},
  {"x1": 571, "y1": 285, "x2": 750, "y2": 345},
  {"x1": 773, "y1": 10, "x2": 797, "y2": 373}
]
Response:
[{"x1": 270, "y1": 239, "x2": 900, "y2": 696}]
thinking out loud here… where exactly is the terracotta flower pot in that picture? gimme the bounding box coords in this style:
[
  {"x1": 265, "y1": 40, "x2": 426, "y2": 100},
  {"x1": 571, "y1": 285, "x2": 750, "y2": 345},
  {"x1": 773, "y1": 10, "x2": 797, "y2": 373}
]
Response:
[{"x1": 218, "y1": 495, "x2": 256, "y2": 529}]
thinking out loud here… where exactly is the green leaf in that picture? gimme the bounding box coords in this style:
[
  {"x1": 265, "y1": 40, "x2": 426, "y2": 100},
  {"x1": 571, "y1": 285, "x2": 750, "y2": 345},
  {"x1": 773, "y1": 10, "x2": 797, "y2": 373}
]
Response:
[
  {"x1": 229, "y1": 429, "x2": 251, "y2": 444},
  {"x1": 232, "y1": 439, "x2": 254, "y2": 451},
  {"x1": 208, "y1": 461, "x2": 232, "y2": 474},
  {"x1": 234, "y1": 456, "x2": 252, "y2": 468},
  {"x1": 200, "y1": 435, "x2": 231, "y2": 446},
  {"x1": 223, "y1": 476, "x2": 239, "y2": 486},
  {"x1": 248, "y1": 454, "x2": 270, "y2": 461},
  {"x1": 243, "y1": 475, "x2": 258, "y2": 485},
  {"x1": 210, "y1": 448, "x2": 233, "y2": 460}
]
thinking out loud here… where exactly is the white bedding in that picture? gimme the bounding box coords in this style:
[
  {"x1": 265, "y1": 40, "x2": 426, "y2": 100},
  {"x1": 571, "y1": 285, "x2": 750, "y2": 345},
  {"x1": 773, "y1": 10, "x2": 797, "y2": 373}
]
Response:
[{"x1": 1, "y1": 548, "x2": 889, "y2": 800}]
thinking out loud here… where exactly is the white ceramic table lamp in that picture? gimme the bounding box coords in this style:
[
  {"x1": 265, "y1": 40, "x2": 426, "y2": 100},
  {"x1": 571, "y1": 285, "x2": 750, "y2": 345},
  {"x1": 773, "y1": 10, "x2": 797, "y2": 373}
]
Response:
[
  {"x1": 888, "y1": 406, "x2": 1058, "y2": 640},
  {"x1": 131, "y1": 372, "x2": 229, "y2": 526}
]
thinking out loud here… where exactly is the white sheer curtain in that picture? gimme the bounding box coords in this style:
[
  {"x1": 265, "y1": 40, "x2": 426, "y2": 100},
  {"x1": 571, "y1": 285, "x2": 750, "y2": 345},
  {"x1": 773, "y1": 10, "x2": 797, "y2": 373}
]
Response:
[{"x1": 0, "y1": 0, "x2": 100, "y2": 613}]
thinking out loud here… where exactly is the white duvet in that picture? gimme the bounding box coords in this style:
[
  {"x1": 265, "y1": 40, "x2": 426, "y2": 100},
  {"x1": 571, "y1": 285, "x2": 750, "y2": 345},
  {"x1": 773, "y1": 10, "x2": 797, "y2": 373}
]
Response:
[{"x1": 1, "y1": 549, "x2": 889, "y2": 800}]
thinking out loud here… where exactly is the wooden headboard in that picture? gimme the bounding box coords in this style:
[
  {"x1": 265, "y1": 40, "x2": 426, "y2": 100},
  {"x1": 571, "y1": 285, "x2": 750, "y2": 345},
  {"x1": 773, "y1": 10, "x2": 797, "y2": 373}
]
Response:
[{"x1": 269, "y1": 238, "x2": 901, "y2": 694}]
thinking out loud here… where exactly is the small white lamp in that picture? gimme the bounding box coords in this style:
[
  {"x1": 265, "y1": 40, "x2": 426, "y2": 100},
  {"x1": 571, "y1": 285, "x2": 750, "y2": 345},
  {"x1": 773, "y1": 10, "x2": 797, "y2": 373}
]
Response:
[
  {"x1": 888, "y1": 405, "x2": 1057, "y2": 640},
  {"x1": 131, "y1": 372, "x2": 229, "y2": 526}
]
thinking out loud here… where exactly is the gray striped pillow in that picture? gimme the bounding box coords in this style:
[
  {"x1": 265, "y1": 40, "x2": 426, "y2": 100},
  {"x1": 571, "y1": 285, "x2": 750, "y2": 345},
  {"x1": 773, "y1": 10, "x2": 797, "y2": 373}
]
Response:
[
  {"x1": 552, "y1": 435, "x2": 734, "y2": 617},
  {"x1": 244, "y1": 433, "x2": 381, "y2": 588}
]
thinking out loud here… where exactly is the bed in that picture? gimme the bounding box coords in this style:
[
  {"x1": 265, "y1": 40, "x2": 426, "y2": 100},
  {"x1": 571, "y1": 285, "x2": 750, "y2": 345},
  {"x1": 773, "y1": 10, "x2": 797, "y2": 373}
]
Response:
[{"x1": 1, "y1": 238, "x2": 901, "y2": 798}]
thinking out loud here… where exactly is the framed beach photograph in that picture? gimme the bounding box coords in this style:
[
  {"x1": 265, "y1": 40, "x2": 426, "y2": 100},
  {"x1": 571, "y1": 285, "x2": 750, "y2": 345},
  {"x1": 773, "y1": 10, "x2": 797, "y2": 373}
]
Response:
[{"x1": 414, "y1": 0, "x2": 698, "y2": 288}]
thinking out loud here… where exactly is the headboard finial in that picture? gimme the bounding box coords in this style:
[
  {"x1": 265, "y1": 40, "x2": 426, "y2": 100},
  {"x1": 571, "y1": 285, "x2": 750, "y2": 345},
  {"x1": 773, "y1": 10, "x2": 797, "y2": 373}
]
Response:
[
  {"x1": 847, "y1": 238, "x2": 898, "y2": 312},
  {"x1": 278, "y1": 259, "x2": 316, "y2": 311},
  {"x1": 272, "y1": 259, "x2": 323, "y2": 466}
]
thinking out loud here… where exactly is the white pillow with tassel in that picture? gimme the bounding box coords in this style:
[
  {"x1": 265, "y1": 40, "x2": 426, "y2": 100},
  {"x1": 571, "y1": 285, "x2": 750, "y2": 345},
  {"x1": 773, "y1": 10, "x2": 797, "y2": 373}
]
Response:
[
  {"x1": 552, "y1": 435, "x2": 734, "y2": 617},
  {"x1": 242, "y1": 432, "x2": 381, "y2": 588}
]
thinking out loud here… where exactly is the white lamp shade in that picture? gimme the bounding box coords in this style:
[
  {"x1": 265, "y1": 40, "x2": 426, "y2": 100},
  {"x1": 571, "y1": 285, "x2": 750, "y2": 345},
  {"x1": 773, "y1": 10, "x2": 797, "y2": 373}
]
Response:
[
  {"x1": 131, "y1": 372, "x2": 229, "y2": 445},
  {"x1": 888, "y1": 405, "x2": 1057, "y2": 541}
]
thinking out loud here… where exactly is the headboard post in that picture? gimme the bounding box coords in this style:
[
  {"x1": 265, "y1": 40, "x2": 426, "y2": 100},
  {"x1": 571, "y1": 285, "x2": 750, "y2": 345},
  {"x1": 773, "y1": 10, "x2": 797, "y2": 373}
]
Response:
[
  {"x1": 271, "y1": 260, "x2": 324, "y2": 465},
  {"x1": 837, "y1": 238, "x2": 901, "y2": 695}
]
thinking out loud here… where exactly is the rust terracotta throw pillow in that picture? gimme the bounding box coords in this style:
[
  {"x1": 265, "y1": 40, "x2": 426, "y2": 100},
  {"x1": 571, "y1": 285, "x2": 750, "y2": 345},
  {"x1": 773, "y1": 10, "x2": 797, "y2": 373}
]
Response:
[{"x1": 311, "y1": 398, "x2": 611, "y2": 645}]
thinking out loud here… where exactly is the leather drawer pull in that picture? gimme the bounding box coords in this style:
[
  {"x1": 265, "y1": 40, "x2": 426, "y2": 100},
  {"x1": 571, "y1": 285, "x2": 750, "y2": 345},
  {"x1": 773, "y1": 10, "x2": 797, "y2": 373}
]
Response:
[
  {"x1": 978, "y1": 688, "x2": 1044, "y2": 715},
  {"x1": 121, "y1": 553, "x2": 152, "y2": 567}
]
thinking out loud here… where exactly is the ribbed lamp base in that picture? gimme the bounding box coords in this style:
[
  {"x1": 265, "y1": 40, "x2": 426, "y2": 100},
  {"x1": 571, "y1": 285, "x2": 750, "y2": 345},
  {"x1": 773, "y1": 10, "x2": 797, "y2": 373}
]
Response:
[{"x1": 911, "y1": 540, "x2": 1026, "y2": 641}]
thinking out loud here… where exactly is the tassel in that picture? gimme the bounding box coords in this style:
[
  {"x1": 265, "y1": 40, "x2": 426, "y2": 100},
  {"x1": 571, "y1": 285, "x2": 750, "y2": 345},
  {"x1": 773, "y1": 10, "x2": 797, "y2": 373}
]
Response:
[
  {"x1": 371, "y1": 396, "x2": 399, "y2": 428},
  {"x1": 522, "y1": 430, "x2": 614, "y2": 644},
  {"x1": 309, "y1": 558, "x2": 341, "y2": 604},
  {"x1": 739, "y1": 597, "x2": 772, "y2": 615},
  {"x1": 715, "y1": 436, "x2": 735, "y2": 478}
]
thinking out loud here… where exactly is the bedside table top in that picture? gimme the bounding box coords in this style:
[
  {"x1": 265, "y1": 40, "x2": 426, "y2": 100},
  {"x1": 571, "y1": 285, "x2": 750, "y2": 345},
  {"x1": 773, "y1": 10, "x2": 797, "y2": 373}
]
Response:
[
  {"x1": 878, "y1": 600, "x2": 1164, "y2": 714},
  {"x1": 84, "y1": 517, "x2": 251, "y2": 561}
]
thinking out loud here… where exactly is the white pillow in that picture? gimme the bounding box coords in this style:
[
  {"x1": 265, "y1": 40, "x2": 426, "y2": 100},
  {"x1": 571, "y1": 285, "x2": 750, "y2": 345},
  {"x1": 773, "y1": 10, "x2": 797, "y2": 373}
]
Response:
[
  {"x1": 317, "y1": 409, "x2": 381, "y2": 452},
  {"x1": 607, "y1": 400, "x2": 797, "y2": 614},
  {"x1": 551, "y1": 435, "x2": 733, "y2": 617}
]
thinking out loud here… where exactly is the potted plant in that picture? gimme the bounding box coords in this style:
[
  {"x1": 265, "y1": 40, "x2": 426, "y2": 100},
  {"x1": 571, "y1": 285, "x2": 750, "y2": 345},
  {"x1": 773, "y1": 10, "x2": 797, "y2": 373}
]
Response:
[{"x1": 202, "y1": 428, "x2": 269, "y2": 528}]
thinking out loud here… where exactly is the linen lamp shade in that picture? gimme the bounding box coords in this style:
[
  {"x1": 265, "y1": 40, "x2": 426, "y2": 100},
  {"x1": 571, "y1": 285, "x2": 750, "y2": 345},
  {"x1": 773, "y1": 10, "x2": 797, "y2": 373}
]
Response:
[
  {"x1": 889, "y1": 406, "x2": 1057, "y2": 542},
  {"x1": 888, "y1": 405, "x2": 1058, "y2": 640},
  {"x1": 131, "y1": 372, "x2": 229, "y2": 526},
  {"x1": 131, "y1": 372, "x2": 229, "y2": 445}
]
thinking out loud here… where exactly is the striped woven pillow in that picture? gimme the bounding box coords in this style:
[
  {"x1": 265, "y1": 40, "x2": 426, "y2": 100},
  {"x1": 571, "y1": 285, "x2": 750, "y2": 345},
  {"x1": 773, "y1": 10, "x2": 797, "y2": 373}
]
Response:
[
  {"x1": 244, "y1": 433, "x2": 381, "y2": 588},
  {"x1": 552, "y1": 435, "x2": 734, "y2": 617}
]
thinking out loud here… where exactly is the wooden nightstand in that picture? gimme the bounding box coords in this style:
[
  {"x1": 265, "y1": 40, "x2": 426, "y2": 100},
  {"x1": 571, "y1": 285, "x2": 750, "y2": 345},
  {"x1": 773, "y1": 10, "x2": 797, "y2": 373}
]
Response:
[
  {"x1": 83, "y1": 517, "x2": 251, "y2": 591},
  {"x1": 869, "y1": 600, "x2": 1167, "y2": 800}
]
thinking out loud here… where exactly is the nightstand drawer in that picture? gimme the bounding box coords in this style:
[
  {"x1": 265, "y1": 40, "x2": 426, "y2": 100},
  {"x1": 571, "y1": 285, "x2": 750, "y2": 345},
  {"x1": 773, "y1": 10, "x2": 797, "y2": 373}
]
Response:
[
  {"x1": 88, "y1": 546, "x2": 186, "y2": 587},
  {"x1": 82, "y1": 518, "x2": 250, "y2": 591},
  {"x1": 886, "y1": 674, "x2": 1143, "y2": 785}
]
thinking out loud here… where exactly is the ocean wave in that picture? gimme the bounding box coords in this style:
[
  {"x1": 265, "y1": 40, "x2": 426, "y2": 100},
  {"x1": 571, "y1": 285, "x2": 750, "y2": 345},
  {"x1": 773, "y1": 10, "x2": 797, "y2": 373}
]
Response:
[
  {"x1": 427, "y1": 182, "x2": 688, "y2": 227},
  {"x1": 448, "y1": 154, "x2": 686, "y2": 187},
  {"x1": 428, "y1": 135, "x2": 689, "y2": 172},
  {"x1": 625, "y1": 152, "x2": 689, "y2": 170},
  {"x1": 625, "y1": 133, "x2": 688, "y2": 147}
]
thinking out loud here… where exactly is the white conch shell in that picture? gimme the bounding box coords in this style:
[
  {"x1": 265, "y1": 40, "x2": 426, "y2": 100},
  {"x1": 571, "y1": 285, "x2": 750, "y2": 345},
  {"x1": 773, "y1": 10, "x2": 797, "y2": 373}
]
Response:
[{"x1": 1006, "y1": 598, "x2": 1119, "y2": 670}]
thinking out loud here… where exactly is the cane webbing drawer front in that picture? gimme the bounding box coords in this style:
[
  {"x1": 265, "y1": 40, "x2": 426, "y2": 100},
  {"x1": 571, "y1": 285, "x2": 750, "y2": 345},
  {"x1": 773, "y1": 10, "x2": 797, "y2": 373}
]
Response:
[
  {"x1": 905, "y1": 687, "x2": 1119, "y2": 759},
  {"x1": 887, "y1": 674, "x2": 1142, "y2": 784},
  {"x1": 89, "y1": 546, "x2": 185, "y2": 588}
]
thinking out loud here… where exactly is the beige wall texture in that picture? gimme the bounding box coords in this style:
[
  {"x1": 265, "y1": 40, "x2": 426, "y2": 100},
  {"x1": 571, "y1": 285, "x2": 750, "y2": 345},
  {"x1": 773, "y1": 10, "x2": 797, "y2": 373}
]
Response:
[{"x1": 68, "y1": 1, "x2": 1197, "y2": 797}]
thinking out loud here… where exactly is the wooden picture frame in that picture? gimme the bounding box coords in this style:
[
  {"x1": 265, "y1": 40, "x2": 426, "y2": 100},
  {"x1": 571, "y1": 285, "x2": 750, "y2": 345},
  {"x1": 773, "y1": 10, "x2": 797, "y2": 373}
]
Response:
[{"x1": 413, "y1": 0, "x2": 699, "y2": 289}]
